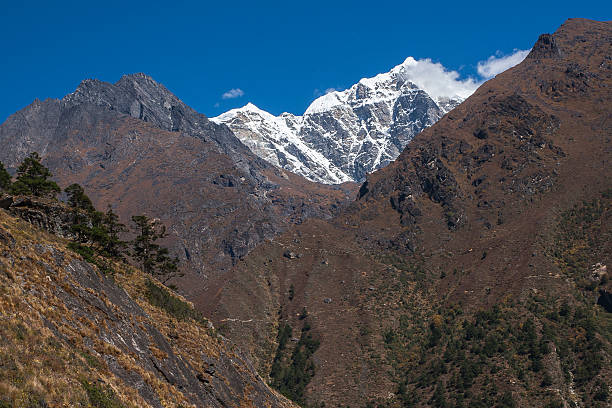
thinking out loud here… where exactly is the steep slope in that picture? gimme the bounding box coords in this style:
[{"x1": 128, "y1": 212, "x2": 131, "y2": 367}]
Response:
[
  {"x1": 0, "y1": 203, "x2": 296, "y2": 407},
  {"x1": 210, "y1": 19, "x2": 612, "y2": 407},
  {"x1": 212, "y1": 58, "x2": 466, "y2": 183},
  {"x1": 0, "y1": 74, "x2": 356, "y2": 303}
]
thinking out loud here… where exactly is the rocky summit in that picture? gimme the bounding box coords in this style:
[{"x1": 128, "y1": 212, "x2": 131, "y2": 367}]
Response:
[{"x1": 212, "y1": 58, "x2": 465, "y2": 184}]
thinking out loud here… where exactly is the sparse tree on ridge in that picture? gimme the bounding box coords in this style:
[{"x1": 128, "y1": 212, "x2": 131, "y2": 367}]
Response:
[
  {"x1": 0, "y1": 161, "x2": 10, "y2": 191},
  {"x1": 10, "y1": 152, "x2": 60, "y2": 198},
  {"x1": 65, "y1": 183, "x2": 104, "y2": 244},
  {"x1": 65, "y1": 184, "x2": 127, "y2": 260},
  {"x1": 131, "y1": 214, "x2": 180, "y2": 282},
  {"x1": 65, "y1": 183, "x2": 95, "y2": 212},
  {"x1": 66, "y1": 196, "x2": 128, "y2": 276},
  {"x1": 102, "y1": 205, "x2": 127, "y2": 259}
]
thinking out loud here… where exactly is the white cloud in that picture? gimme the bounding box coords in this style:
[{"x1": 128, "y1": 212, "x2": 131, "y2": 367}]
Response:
[
  {"x1": 221, "y1": 88, "x2": 245, "y2": 99},
  {"x1": 476, "y1": 49, "x2": 530, "y2": 79},
  {"x1": 313, "y1": 87, "x2": 337, "y2": 97},
  {"x1": 396, "y1": 49, "x2": 530, "y2": 101},
  {"x1": 397, "y1": 57, "x2": 481, "y2": 101}
]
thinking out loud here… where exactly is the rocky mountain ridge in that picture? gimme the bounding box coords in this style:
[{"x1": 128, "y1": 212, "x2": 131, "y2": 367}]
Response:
[
  {"x1": 2, "y1": 72, "x2": 262, "y2": 176},
  {"x1": 64, "y1": 73, "x2": 257, "y2": 168},
  {"x1": 212, "y1": 57, "x2": 464, "y2": 183}
]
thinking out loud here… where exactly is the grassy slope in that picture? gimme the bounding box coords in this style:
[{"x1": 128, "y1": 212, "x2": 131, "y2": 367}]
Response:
[{"x1": 0, "y1": 209, "x2": 294, "y2": 407}]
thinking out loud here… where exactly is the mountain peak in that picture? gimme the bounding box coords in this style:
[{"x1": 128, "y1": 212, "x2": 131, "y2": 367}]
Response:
[
  {"x1": 62, "y1": 73, "x2": 212, "y2": 134},
  {"x1": 212, "y1": 102, "x2": 274, "y2": 123},
  {"x1": 240, "y1": 102, "x2": 271, "y2": 116},
  {"x1": 115, "y1": 72, "x2": 168, "y2": 92},
  {"x1": 69, "y1": 78, "x2": 107, "y2": 96},
  {"x1": 215, "y1": 57, "x2": 466, "y2": 183},
  {"x1": 527, "y1": 33, "x2": 561, "y2": 60},
  {"x1": 119, "y1": 72, "x2": 155, "y2": 81},
  {"x1": 42, "y1": 73, "x2": 267, "y2": 173},
  {"x1": 243, "y1": 101, "x2": 260, "y2": 110}
]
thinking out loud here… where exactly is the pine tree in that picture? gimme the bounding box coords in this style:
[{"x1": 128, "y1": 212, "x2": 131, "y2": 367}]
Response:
[
  {"x1": 10, "y1": 152, "x2": 60, "y2": 198},
  {"x1": 65, "y1": 183, "x2": 95, "y2": 212},
  {"x1": 65, "y1": 183, "x2": 98, "y2": 243},
  {"x1": 0, "y1": 161, "x2": 10, "y2": 191},
  {"x1": 154, "y1": 247, "x2": 180, "y2": 282},
  {"x1": 131, "y1": 215, "x2": 179, "y2": 281},
  {"x1": 131, "y1": 215, "x2": 162, "y2": 274},
  {"x1": 102, "y1": 205, "x2": 127, "y2": 259},
  {"x1": 65, "y1": 189, "x2": 126, "y2": 275}
]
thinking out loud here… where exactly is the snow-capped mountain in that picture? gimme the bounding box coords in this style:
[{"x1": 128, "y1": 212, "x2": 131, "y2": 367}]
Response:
[{"x1": 212, "y1": 57, "x2": 468, "y2": 183}]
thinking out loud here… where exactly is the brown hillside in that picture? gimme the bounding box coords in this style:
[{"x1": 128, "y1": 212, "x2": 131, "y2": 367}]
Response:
[
  {"x1": 211, "y1": 18, "x2": 612, "y2": 407},
  {"x1": 0, "y1": 202, "x2": 296, "y2": 407}
]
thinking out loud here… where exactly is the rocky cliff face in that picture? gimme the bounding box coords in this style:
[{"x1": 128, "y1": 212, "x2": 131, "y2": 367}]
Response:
[
  {"x1": 63, "y1": 73, "x2": 256, "y2": 168},
  {"x1": 212, "y1": 58, "x2": 464, "y2": 183},
  {"x1": 0, "y1": 205, "x2": 295, "y2": 407},
  {"x1": 0, "y1": 195, "x2": 80, "y2": 239}
]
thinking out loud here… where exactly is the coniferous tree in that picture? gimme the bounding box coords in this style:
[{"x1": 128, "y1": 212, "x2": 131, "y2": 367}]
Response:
[
  {"x1": 65, "y1": 183, "x2": 98, "y2": 242},
  {"x1": 10, "y1": 152, "x2": 60, "y2": 198},
  {"x1": 154, "y1": 247, "x2": 180, "y2": 281},
  {"x1": 64, "y1": 183, "x2": 119, "y2": 256},
  {"x1": 102, "y1": 205, "x2": 127, "y2": 258},
  {"x1": 131, "y1": 214, "x2": 162, "y2": 274},
  {"x1": 131, "y1": 215, "x2": 179, "y2": 281},
  {"x1": 0, "y1": 161, "x2": 10, "y2": 191},
  {"x1": 69, "y1": 209, "x2": 105, "y2": 244},
  {"x1": 66, "y1": 190, "x2": 126, "y2": 275},
  {"x1": 65, "y1": 183, "x2": 95, "y2": 212}
]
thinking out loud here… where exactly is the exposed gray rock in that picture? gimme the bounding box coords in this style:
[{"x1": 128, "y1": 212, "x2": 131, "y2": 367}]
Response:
[
  {"x1": 63, "y1": 73, "x2": 262, "y2": 172},
  {"x1": 0, "y1": 74, "x2": 268, "y2": 185},
  {"x1": 7, "y1": 196, "x2": 80, "y2": 239}
]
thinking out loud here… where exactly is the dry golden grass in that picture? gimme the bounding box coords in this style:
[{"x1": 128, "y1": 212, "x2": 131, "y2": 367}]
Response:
[{"x1": 0, "y1": 209, "x2": 294, "y2": 408}]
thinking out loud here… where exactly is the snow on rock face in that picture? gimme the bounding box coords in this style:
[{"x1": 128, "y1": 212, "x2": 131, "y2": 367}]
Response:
[
  {"x1": 212, "y1": 58, "x2": 468, "y2": 184},
  {"x1": 212, "y1": 103, "x2": 351, "y2": 183}
]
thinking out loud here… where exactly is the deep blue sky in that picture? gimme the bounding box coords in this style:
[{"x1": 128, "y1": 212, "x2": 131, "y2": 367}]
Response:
[{"x1": 1, "y1": 1, "x2": 609, "y2": 122}]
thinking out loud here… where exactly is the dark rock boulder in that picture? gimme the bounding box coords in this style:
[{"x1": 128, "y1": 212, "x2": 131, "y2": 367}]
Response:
[
  {"x1": 7, "y1": 196, "x2": 79, "y2": 239},
  {"x1": 598, "y1": 290, "x2": 612, "y2": 313}
]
